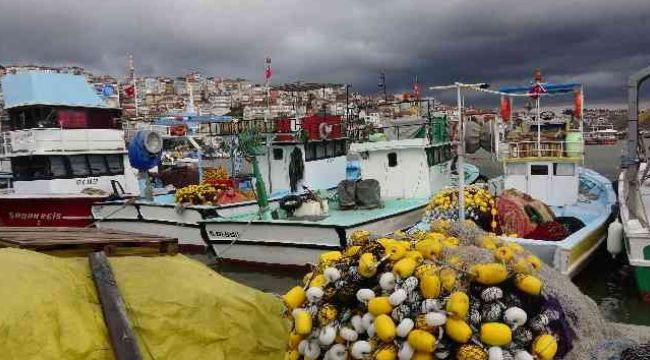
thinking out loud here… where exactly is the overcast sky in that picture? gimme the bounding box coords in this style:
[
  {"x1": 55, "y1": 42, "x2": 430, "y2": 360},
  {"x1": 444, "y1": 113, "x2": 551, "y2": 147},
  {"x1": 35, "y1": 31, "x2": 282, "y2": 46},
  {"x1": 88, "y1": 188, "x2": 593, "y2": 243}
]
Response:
[{"x1": 1, "y1": 0, "x2": 649, "y2": 107}]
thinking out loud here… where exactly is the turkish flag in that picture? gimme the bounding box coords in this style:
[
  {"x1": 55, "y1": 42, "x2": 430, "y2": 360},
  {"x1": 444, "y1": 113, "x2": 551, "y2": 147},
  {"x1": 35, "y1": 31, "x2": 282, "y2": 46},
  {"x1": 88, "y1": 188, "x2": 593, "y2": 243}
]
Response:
[{"x1": 124, "y1": 85, "x2": 135, "y2": 98}]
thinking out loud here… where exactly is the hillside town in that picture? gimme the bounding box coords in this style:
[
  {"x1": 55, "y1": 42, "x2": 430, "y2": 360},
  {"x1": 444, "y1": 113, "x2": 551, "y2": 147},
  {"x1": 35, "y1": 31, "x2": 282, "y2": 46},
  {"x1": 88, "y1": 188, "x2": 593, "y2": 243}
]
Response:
[{"x1": 0, "y1": 63, "x2": 635, "y2": 132}]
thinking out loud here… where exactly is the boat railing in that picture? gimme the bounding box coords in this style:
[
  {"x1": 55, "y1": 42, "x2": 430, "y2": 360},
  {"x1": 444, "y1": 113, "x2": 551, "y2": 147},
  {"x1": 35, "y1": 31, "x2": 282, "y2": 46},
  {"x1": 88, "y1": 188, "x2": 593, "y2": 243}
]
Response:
[
  {"x1": 0, "y1": 132, "x2": 11, "y2": 156},
  {"x1": 0, "y1": 128, "x2": 126, "y2": 156},
  {"x1": 499, "y1": 140, "x2": 584, "y2": 161}
]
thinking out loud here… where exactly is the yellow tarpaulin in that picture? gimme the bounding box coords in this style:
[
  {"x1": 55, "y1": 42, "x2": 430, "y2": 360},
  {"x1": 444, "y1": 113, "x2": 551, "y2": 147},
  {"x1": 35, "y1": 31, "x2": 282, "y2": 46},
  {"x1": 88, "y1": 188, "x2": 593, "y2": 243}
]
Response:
[{"x1": 0, "y1": 248, "x2": 289, "y2": 360}]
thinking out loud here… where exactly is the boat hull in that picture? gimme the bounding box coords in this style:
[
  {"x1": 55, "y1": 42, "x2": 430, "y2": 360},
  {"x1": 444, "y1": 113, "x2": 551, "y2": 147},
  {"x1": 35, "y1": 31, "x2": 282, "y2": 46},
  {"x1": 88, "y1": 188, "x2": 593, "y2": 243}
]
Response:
[
  {"x1": 91, "y1": 197, "x2": 282, "y2": 252},
  {"x1": 204, "y1": 204, "x2": 426, "y2": 268},
  {"x1": 0, "y1": 195, "x2": 105, "y2": 227},
  {"x1": 617, "y1": 164, "x2": 650, "y2": 302},
  {"x1": 487, "y1": 167, "x2": 616, "y2": 277}
]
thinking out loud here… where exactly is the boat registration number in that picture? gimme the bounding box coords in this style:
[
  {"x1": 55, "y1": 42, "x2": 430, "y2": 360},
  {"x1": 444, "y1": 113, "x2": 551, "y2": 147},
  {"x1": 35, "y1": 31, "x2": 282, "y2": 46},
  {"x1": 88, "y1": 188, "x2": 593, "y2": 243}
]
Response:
[
  {"x1": 76, "y1": 178, "x2": 100, "y2": 186},
  {"x1": 208, "y1": 230, "x2": 240, "y2": 238}
]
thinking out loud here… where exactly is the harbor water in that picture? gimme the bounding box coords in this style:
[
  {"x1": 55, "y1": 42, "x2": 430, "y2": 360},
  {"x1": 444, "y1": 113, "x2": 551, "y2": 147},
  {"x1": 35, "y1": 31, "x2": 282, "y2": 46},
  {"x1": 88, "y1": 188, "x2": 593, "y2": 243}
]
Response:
[{"x1": 214, "y1": 141, "x2": 650, "y2": 326}]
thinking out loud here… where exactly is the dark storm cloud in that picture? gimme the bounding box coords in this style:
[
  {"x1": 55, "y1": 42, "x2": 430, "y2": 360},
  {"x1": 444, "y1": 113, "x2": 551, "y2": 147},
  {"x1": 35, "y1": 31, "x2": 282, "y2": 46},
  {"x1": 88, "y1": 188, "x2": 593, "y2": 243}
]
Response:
[{"x1": 1, "y1": 0, "x2": 649, "y2": 105}]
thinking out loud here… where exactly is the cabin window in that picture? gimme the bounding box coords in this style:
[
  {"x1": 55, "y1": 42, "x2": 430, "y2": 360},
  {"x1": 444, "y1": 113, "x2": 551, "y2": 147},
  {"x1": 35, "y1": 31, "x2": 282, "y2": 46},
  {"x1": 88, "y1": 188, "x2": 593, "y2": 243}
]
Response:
[
  {"x1": 388, "y1": 152, "x2": 398, "y2": 167},
  {"x1": 69, "y1": 155, "x2": 91, "y2": 177},
  {"x1": 49, "y1": 156, "x2": 68, "y2": 177},
  {"x1": 305, "y1": 143, "x2": 316, "y2": 161},
  {"x1": 88, "y1": 154, "x2": 110, "y2": 176},
  {"x1": 315, "y1": 143, "x2": 326, "y2": 159},
  {"x1": 105, "y1": 155, "x2": 124, "y2": 175},
  {"x1": 530, "y1": 164, "x2": 549, "y2": 176},
  {"x1": 554, "y1": 163, "x2": 575, "y2": 176},
  {"x1": 335, "y1": 140, "x2": 346, "y2": 156},
  {"x1": 426, "y1": 148, "x2": 434, "y2": 167},
  {"x1": 326, "y1": 141, "x2": 336, "y2": 157},
  {"x1": 272, "y1": 148, "x2": 284, "y2": 160},
  {"x1": 29, "y1": 156, "x2": 51, "y2": 179},
  {"x1": 506, "y1": 163, "x2": 527, "y2": 175}
]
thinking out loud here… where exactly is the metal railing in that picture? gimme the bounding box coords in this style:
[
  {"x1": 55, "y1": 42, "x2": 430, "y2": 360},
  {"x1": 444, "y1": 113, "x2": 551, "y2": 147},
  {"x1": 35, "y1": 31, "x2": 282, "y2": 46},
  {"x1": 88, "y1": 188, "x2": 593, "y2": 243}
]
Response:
[
  {"x1": 1, "y1": 128, "x2": 126, "y2": 155},
  {"x1": 501, "y1": 140, "x2": 584, "y2": 159}
]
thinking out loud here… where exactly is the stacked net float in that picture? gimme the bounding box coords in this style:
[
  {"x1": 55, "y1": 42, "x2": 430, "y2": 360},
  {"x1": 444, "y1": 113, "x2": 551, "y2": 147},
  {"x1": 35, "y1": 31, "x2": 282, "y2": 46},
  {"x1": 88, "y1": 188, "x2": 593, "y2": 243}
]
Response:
[{"x1": 283, "y1": 223, "x2": 570, "y2": 360}]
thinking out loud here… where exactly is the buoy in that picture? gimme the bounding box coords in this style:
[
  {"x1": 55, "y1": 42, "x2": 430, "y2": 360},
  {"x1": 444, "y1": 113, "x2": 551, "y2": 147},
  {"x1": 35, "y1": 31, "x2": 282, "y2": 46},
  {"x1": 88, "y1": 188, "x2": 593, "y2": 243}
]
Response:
[{"x1": 607, "y1": 220, "x2": 624, "y2": 258}]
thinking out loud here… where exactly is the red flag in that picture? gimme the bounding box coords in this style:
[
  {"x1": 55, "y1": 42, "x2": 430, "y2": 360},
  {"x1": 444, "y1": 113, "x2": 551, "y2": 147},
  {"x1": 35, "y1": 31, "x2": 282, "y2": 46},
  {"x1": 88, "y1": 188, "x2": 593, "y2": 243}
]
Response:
[
  {"x1": 500, "y1": 96, "x2": 511, "y2": 122},
  {"x1": 124, "y1": 85, "x2": 135, "y2": 98},
  {"x1": 574, "y1": 89, "x2": 583, "y2": 119},
  {"x1": 413, "y1": 75, "x2": 420, "y2": 100},
  {"x1": 528, "y1": 82, "x2": 546, "y2": 99},
  {"x1": 265, "y1": 57, "x2": 272, "y2": 80}
]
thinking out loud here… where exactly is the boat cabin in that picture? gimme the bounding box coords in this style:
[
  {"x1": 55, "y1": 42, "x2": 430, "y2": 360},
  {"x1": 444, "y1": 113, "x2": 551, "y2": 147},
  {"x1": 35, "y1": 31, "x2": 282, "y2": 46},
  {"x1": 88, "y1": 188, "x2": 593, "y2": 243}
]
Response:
[
  {"x1": 349, "y1": 116, "x2": 454, "y2": 199},
  {"x1": 258, "y1": 114, "x2": 347, "y2": 194},
  {"x1": 0, "y1": 72, "x2": 138, "y2": 196},
  {"x1": 497, "y1": 82, "x2": 584, "y2": 207}
]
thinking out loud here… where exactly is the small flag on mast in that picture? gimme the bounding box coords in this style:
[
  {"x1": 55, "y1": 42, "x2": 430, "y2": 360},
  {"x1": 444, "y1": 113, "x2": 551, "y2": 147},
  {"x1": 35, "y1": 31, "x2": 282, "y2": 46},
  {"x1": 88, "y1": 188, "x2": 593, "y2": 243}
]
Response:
[
  {"x1": 413, "y1": 75, "x2": 420, "y2": 100},
  {"x1": 265, "y1": 57, "x2": 273, "y2": 80}
]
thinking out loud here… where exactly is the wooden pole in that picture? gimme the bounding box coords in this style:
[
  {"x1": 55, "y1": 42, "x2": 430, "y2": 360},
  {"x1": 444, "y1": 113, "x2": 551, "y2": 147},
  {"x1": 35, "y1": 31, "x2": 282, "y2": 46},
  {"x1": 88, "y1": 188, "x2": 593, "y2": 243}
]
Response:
[{"x1": 89, "y1": 251, "x2": 142, "y2": 360}]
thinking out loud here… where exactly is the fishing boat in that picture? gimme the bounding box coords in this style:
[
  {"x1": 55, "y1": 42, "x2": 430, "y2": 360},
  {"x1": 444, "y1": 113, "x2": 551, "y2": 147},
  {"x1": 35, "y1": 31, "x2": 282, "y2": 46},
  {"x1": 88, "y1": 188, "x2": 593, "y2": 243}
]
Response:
[
  {"x1": 423, "y1": 73, "x2": 616, "y2": 277},
  {"x1": 614, "y1": 65, "x2": 650, "y2": 302},
  {"x1": 584, "y1": 118, "x2": 618, "y2": 145},
  {"x1": 92, "y1": 114, "x2": 348, "y2": 252},
  {"x1": 0, "y1": 71, "x2": 139, "y2": 227},
  {"x1": 201, "y1": 113, "x2": 479, "y2": 268}
]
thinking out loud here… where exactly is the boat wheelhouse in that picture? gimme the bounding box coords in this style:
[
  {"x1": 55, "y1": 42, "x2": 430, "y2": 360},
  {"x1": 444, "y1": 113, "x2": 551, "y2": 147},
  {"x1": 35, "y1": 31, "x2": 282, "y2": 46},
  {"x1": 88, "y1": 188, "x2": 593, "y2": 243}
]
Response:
[{"x1": 0, "y1": 71, "x2": 138, "y2": 227}]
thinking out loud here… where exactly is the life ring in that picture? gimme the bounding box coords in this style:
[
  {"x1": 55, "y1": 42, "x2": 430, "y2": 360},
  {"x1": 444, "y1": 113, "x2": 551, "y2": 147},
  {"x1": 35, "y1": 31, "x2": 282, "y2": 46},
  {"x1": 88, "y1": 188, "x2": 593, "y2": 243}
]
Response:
[
  {"x1": 319, "y1": 122, "x2": 333, "y2": 139},
  {"x1": 279, "y1": 194, "x2": 303, "y2": 212}
]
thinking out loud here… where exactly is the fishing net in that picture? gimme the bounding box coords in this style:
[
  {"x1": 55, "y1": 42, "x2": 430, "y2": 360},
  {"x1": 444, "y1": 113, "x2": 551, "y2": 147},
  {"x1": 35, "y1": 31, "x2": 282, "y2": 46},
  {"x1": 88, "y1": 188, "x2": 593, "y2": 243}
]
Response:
[{"x1": 284, "y1": 220, "x2": 650, "y2": 360}]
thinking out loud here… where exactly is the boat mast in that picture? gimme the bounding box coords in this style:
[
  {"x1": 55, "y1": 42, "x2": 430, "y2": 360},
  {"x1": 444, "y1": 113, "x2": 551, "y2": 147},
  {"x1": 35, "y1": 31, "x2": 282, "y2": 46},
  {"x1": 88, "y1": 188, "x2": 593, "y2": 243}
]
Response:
[
  {"x1": 456, "y1": 83, "x2": 465, "y2": 220},
  {"x1": 129, "y1": 54, "x2": 139, "y2": 118},
  {"x1": 430, "y1": 82, "x2": 489, "y2": 221}
]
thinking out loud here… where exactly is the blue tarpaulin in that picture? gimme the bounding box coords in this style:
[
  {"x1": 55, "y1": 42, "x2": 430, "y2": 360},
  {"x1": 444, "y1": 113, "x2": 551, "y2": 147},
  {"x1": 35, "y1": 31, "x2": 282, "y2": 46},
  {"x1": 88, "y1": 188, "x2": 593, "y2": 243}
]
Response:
[
  {"x1": 1, "y1": 72, "x2": 108, "y2": 109},
  {"x1": 499, "y1": 82, "x2": 580, "y2": 95}
]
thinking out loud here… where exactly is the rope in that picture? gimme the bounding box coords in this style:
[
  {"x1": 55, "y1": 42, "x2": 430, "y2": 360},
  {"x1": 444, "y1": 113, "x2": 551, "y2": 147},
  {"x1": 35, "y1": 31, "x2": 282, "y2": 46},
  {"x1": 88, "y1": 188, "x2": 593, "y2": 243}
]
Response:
[
  {"x1": 588, "y1": 338, "x2": 639, "y2": 360},
  {"x1": 85, "y1": 197, "x2": 137, "y2": 228}
]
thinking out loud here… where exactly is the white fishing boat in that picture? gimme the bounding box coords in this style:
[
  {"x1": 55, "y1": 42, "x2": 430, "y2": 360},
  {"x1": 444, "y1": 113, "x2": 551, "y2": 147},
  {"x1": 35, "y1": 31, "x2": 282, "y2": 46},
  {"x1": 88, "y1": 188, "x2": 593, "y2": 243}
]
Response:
[
  {"x1": 201, "y1": 113, "x2": 480, "y2": 268},
  {"x1": 0, "y1": 71, "x2": 140, "y2": 227},
  {"x1": 423, "y1": 73, "x2": 616, "y2": 277},
  {"x1": 613, "y1": 65, "x2": 650, "y2": 302},
  {"x1": 92, "y1": 114, "x2": 348, "y2": 252}
]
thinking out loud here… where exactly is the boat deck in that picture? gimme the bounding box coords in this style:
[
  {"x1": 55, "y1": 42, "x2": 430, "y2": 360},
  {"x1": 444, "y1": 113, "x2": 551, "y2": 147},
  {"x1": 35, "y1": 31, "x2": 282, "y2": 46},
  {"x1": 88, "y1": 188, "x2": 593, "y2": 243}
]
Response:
[
  {"x1": 0, "y1": 227, "x2": 178, "y2": 256},
  {"x1": 205, "y1": 197, "x2": 429, "y2": 227}
]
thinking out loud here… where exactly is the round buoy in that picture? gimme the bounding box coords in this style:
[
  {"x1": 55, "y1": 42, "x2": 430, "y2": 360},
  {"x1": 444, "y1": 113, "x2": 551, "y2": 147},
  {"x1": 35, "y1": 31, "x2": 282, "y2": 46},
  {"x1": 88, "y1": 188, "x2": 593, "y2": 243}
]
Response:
[{"x1": 606, "y1": 220, "x2": 623, "y2": 257}]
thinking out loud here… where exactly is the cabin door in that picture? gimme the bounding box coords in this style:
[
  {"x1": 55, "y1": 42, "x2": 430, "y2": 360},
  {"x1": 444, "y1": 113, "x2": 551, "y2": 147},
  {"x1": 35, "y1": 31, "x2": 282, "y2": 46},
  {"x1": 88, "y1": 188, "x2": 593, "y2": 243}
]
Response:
[
  {"x1": 383, "y1": 150, "x2": 404, "y2": 198},
  {"x1": 528, "y1": 163, "x2": 550, "y2": 203}
]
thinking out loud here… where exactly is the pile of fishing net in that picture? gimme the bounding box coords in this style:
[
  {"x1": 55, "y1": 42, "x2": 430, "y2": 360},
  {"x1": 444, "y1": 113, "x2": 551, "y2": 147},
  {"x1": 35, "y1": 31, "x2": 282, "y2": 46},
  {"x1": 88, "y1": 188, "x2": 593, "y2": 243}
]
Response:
[
  {"x1": 283, "y1": 222, "x2": 567, "y2": 360},
  {"x1": 175, "y1": 183, "x2": 255, "y2": 205},
  {"x1": 282, "y1": 221, "x2": 649, "y2": 360},
  {"x1": 423, "y1": 185, "x2": 582, "y2": 241},
  {"x1": 423, "y1": 185, "x2": 499, "y2": 233},
  {"x1": 495, "y1": 189, "x2": 572, "y2": 241}
]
